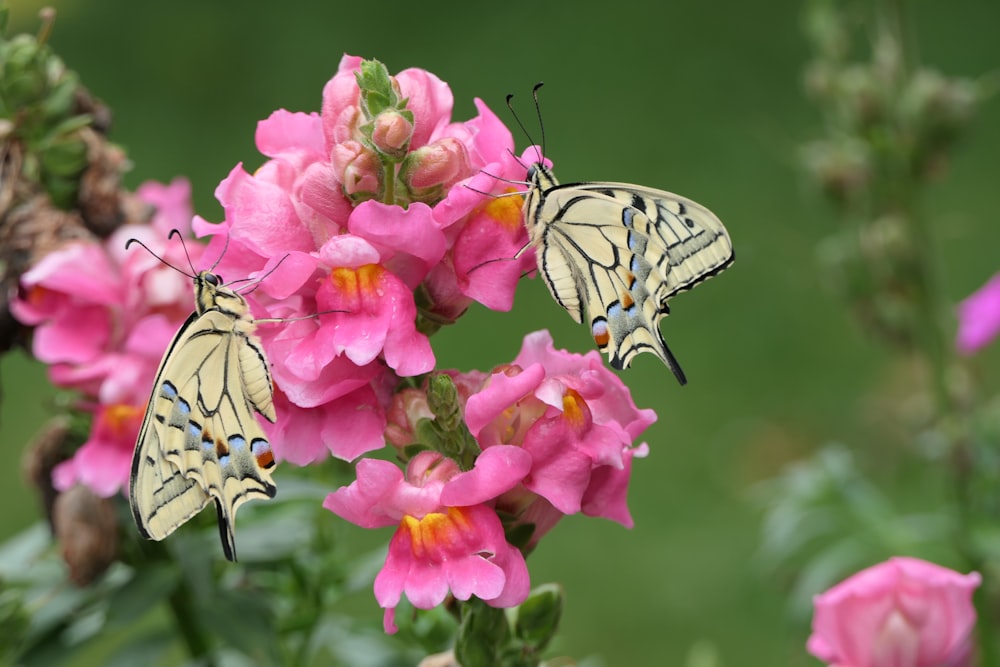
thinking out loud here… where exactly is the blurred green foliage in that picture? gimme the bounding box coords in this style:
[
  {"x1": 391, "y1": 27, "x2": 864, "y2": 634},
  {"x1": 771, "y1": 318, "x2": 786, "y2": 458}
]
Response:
[{"x1": 2, "y1": 0, "x2": 999, "y2": 665}]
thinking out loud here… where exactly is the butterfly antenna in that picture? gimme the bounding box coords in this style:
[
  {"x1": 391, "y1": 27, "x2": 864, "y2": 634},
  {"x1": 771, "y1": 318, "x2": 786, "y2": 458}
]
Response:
[
  {"x1": 165, "y1": 229, "x2": 200, "y2": 275},
  {"x1": 531, "y1": 82, "x2": 546, "y2": 163},
  {"x1": 506, "y1": 147, "x2": 527, "y2": 169},
  {"x1": 506, "y1": 91, "x2": 540, "y2": 164},
  {"x1": 228, "y1": 254, "x2": 291, "y2": 293},
  {"x1": 207, "y1": 232, "x2": 232, "y2": 273},
  {"x1": 124, "y1": 236, "x2": 194, "y2": 278}
]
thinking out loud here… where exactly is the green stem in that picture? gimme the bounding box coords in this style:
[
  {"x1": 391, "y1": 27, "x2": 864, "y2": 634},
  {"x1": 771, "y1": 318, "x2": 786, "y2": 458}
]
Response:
[
  {"x1": 167, "y1": 572, "x2": 216, "y2": 665},
  {"x1": 382, "y1": 159, "x2": 396, "y2": 205},
  {"x1": 878, "y1": 1, "x2": 995, "y2": 662}
]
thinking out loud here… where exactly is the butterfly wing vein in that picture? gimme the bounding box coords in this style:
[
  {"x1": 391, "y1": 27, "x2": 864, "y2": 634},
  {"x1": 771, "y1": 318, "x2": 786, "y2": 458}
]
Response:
[
  {"x1": 130, "y1": 281, "x2": 277, "y2": 561},
  {"x1": 525, "y1": 172, "x2": 733, "y2": 380}
]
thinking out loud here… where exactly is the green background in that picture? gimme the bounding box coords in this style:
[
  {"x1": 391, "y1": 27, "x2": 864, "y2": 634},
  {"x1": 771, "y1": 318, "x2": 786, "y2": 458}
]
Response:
[{"x1": 3, "y1": 0, "x2": 999, "y2": 664}]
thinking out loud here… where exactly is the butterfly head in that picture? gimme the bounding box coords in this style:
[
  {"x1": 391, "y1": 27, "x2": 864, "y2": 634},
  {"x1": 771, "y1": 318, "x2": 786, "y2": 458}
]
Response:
[{"x1": 195, "y1": 270, "x2": 248, "y2": 318}]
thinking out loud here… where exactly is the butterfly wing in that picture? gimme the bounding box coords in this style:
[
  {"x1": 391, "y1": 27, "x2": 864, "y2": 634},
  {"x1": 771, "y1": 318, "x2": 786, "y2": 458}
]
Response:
[
  {"x1": 130, "y1": 307, "x2": 277, "y2": 561},
  {"x1": 527, "y1": 178, "x2": 733, "y2": 380}
]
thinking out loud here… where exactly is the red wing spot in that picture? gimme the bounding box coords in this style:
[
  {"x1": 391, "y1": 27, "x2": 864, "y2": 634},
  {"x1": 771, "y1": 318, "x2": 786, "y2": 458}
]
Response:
[
  {"x1": 255, "y1": 449, "x2": 275, "y2": 469},
  {"x1": 215, "y1": 438, "x2": 229, "y2": 458},
  {"x1": 592, "y1": 319, "x2": 611, "y2": 349},
  {"x1": 620, "y1": 291, "x2": 635, "y2": 310},
  {"x1": 625, "y1": 271, "x2": 636, "y2": 289}
]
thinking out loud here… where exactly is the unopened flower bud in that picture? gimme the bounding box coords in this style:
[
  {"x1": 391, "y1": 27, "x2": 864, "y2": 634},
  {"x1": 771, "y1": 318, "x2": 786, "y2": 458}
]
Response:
[
  {"x1": 331, "y1": 140, "x2": 381, "y2": 197},
  {"x1": 801, "y1": 138, "x2": 872, "y2": 206},
  {"x1": 400, "y1": 138, "x2": 471, "y2": 205},
  {"x1": 371, "y1": 110, "x2": 414, "y2": 158},
  {"x1": 53, "y1": 484, "x2": 119, "y2": 586}
]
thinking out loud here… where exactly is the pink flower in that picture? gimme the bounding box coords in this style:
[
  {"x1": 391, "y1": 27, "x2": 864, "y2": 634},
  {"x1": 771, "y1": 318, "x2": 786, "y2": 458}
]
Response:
[
  {"x1": 956, "y1": 272, "x2": 1000, "y2": 354},
  {"x1": 324, "y1": 451, "x2": 531, "y2": 633},
  {"x1": 328, "y1": 330, "x2": 652, "y2": 630},
  {"x1": 52, "y1": 403, "x2": 145, "y2": 497},
  {"x1": 465, "y1": 330, "x2": 655, "y2": 536},
  {"x1": 11, "y1": 179, "x2": 200, "y2": 497},
  {"x1": 808, "y1": 557, "x2": 981, "y2": 667},
  {"x1": 193, "y1": 56, "x2": 537, "y2": 465},
  {"x1": 12, "y1": 178, "x2": 197, "y2": 404}
]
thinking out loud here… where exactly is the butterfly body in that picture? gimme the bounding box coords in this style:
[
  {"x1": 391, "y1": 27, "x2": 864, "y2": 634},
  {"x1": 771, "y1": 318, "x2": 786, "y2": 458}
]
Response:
[
  {"x1": 129, "y1": 270, "x2": 277, "y2": 561},
  {"x1": 523, "y1": 162, "x2": 734, "y2": 384}
]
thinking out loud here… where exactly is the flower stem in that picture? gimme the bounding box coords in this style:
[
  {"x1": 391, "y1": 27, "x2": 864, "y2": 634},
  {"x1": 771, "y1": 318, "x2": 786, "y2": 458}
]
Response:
[
  {"x1": 167, "y1": 570, "x2": 216, "y2": 664},
  {"x1": 879, "y1": 1, "x2": 996, "y2": 662}
]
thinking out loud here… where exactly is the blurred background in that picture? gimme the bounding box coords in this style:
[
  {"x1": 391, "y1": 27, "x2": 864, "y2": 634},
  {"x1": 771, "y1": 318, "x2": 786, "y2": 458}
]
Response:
[{"x1": 2, "y1": 0, "x2": 999, "y2": 664}]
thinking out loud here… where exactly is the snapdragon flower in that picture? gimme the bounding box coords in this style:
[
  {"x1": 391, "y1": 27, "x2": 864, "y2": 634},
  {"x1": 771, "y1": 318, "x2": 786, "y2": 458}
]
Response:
[
  {"x1": 329, "y1": 330, "x2": 655, "y2": 630},
  {"x1": 12, "y1": 178, "x2": 197, "y2": 495},
  {"x1": 193, "y1": 55, "x2": 538, "y2": 464}
]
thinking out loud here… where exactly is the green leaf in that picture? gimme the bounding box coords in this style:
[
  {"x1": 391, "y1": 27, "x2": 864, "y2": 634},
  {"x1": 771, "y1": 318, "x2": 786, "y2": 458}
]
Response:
[
  {"x1": 512, "y1": 584, "x2": 563, "y2": 651},
  {"x1": 455, "y1": 599, "x2": 509, "y2": 667},
  {"x1": 40, "y1": 75, "x2": 78, "y2": 120},
  {"x1": 355, "y1": 59, "x2": 397, "y2": 118},
  {"x1": 205, "y1": 588, "x2": 279, "y2": 663},
  {"x1": 41, "y1": 173, "x2": 78, "y2": 209},
  {"x1": 39, "y1": 135, "x2": 87, "y2": 176},
  {"x1": 104, "y1": 564, "x2": 180, "y2": 629},
  {"x1": 105, "y1": 629, "x2": 178, "y2": 667},
  {"x1": 0, "y1": 524, "x2": 51, "y2": 581},
  {"x1": 0, "y1": 587, "x2": 29, "y2": 664}
]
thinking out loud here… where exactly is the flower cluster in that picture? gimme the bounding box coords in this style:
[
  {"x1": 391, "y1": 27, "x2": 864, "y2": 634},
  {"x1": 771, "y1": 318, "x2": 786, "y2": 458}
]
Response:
[
  {"x1": 192, "y1": 55, "x2": 539, "y2": 465},
  {"x1": 12, "y1": 179, "x2": 197, "y2": 496},
  {"x1": 14, "y1": 56, "x2": 657, "y2": 636},
  {"x1": 808, "y1": 557, "x2": 981, "y2": 667},
  {"x1": 326, "y1": 330, "x2": 654, "y2": 632}
]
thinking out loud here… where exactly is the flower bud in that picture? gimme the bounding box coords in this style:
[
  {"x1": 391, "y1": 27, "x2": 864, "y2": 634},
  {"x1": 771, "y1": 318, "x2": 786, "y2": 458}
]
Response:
[
  {"x1": 370, "y1": 109, "x2": 413, "y2": 158},
  {"x1": 400, "y1": 138, "x2": 471, "y2": 204},
  {"x1": 331, "y1": 140, "x2": 381, "y2": 197},
  {"x1": 53, "y1": 484, "x2": 119, "y2": 586},
  {"x1": 800, "y1": 138, "x2": 872, "y2": 207}
]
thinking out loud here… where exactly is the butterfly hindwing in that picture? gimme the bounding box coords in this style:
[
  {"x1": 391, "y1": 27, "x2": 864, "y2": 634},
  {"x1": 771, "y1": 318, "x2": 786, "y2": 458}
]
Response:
[
  {"x1": 129, "y1": 272, "x2": 277, "y2": 561},
  {"x1": 523, "y1": 165, "x2": 734, "y2": 383}
]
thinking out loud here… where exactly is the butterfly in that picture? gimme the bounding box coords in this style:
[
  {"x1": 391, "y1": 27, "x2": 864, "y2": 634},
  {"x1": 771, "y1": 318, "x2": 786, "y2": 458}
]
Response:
[
  {"x1": 513, "y1": 86, "x2": 734, "y2": 385},
  {"x1": 128, "y1": 245, "x2": 277, "y2": 562}
]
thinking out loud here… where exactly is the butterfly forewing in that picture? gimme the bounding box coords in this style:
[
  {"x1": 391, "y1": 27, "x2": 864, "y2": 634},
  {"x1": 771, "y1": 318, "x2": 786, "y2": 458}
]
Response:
[
  {"x1": 129, "y1": 271, "x2": 277, "y2": 561},
  {"x1": 523, "y1": 164, "x2": 734, "y2": 383}
]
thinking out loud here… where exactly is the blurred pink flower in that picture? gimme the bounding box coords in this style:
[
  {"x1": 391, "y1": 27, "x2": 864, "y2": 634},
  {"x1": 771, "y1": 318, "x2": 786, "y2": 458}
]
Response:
[
  {"x1": 11, "y1": 178, "x2": 198, "y2": 496},
  {"x1": 956, "y1": 272, "x2": 1000, "y2": 354},
  {"x1": 12, "y1": 178, "x2": 197, "y2": 404},
  {"x1": 324, "y1": 450, "x2": 531, "y2": 633},
  {"x1": 808, "y1": 556, "x2": 981, "y2": 667},
  {"x1": 52, "y1": 403, "x2": 145, "y2": 497}
]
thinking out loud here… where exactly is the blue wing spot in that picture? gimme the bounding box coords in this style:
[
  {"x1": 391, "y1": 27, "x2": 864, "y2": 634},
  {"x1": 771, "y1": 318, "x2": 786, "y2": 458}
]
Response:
[
  {"x1": 627, "y1": 231, "x2": 638, "y2": 251},
  {"x1": 251, "y1": 439, "x2": 271, "y2": 456},
  {"x1": 176, "y1": 398, "x2": 191, "y2": 416},
  {"x1": 622, "y1": 208, "x2": 635, "y2": 228},
  {"x1": 219, "y1": 455, "x2": 231, "y2": 467},
  {"x1": 188, "y1": 421, "x2": 202, "y2": 438},
  {"x1": 160, "y1": 381, "x2": 178, "y2": 399},
  {"x1": 228, "y1": 435, "x2": 247, "y2": 450},
  {"x1": 607, "y1": 301, "x2": 623, "y2": 318}
]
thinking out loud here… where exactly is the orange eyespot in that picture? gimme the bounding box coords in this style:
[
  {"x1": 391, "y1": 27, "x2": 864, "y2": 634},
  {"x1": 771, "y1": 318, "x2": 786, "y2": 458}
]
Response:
[
  {"x1": 255, "y1": 448, "x2": 275, "y2": 469},
  {"x1": 592, "y1": 318, "x2": 610, "y2": 349}
]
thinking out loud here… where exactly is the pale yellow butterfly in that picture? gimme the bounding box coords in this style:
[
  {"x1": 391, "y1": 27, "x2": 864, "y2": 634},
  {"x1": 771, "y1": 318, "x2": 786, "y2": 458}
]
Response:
[
  {"x1": 127, "y1": 235, "x2": 276, "y2": 561},
  {"x1": 512, "y1": 84, "x2": 734, "y2": 385}
]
